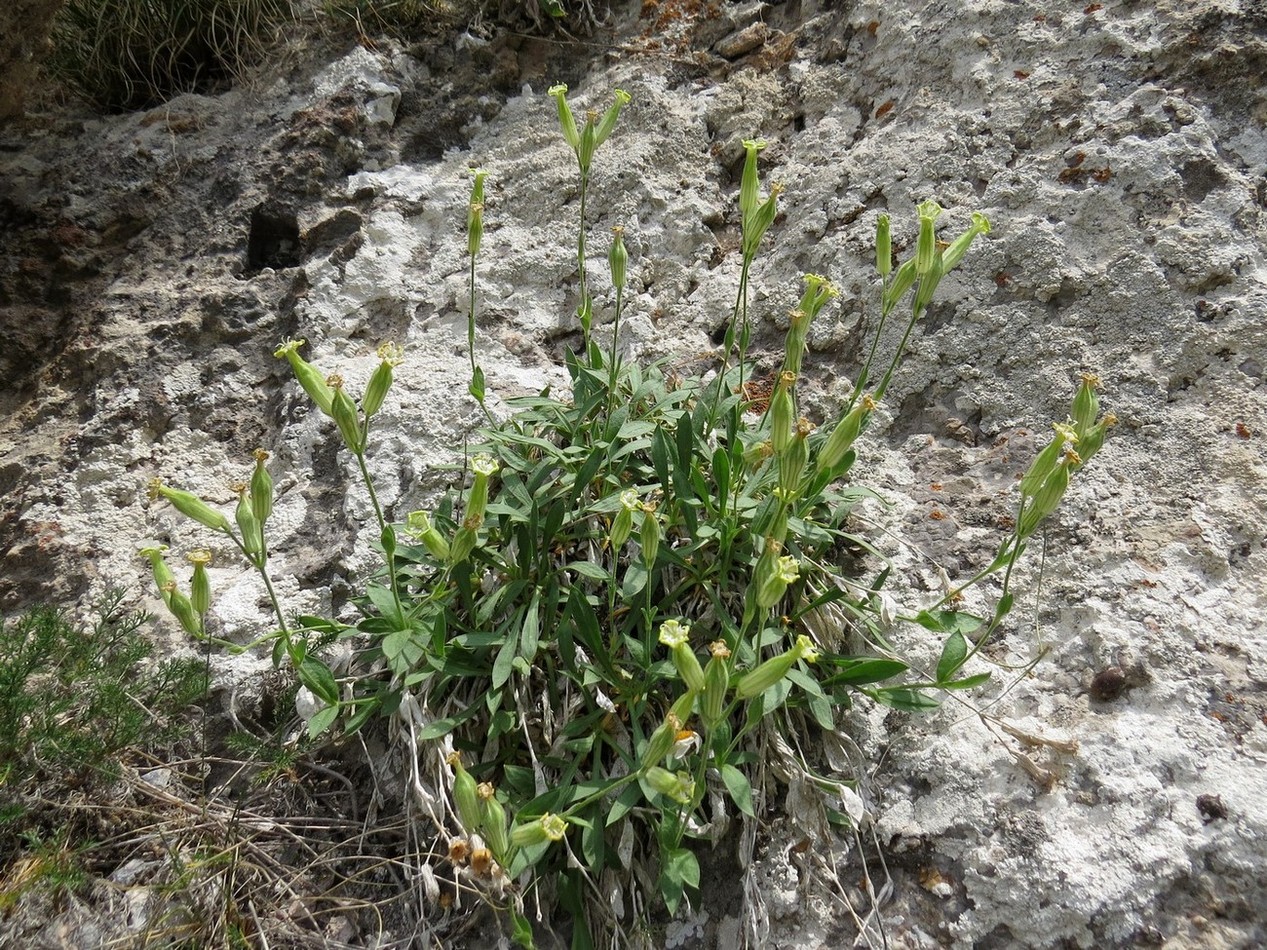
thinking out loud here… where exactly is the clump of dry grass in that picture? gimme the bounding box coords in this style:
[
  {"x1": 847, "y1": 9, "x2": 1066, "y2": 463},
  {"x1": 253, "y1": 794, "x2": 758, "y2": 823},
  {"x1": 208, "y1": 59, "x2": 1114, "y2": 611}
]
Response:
[{"x1": 47, "y1": 0, "x2": 294, "y2": 112}]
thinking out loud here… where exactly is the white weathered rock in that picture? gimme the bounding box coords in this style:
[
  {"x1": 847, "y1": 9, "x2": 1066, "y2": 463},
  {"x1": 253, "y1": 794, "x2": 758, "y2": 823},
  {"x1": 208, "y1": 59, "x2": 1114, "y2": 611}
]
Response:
[{"x1": 1, "y1": 0, "x2": 1264, "y2": 946}]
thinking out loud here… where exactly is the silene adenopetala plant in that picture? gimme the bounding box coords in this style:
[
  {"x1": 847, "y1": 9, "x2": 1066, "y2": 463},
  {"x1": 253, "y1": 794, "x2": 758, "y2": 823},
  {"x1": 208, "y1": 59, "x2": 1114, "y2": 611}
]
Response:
[{"x1": 144, "y1": 83, "x2": 1114, "y2": 947}]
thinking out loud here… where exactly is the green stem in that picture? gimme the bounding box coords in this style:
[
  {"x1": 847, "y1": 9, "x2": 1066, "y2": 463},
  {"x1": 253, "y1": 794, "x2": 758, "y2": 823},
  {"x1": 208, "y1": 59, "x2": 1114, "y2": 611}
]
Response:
[
  {"x1": 355, "y1": 450, "x2": 405, "y2": 619},
  {"x1": 577, "y1": 166, "x2": 591, "y2": 352},
  {"x1": 707, "y1": 259, "x2": 752, "y2": 437},
  {"x1": 605, "y1": 285, "x2": 624, "y2": 419}
]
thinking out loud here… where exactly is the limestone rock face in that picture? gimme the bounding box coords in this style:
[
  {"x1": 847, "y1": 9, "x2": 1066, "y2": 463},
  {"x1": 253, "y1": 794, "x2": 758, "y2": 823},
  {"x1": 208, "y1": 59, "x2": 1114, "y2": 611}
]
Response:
[
  {"x1": 0, "y1": 0, "x2": 65, "y2": 119},
  {"x1": 1, "y1": 1, "x2": 1265, "y2": 946}
]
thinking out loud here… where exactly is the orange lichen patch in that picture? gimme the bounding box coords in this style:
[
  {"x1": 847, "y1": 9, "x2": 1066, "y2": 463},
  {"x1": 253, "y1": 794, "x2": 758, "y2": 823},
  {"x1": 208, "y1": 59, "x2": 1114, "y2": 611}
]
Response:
[{"x1": 1235, "y1": 422, "x2": 1252, "y2": 438}]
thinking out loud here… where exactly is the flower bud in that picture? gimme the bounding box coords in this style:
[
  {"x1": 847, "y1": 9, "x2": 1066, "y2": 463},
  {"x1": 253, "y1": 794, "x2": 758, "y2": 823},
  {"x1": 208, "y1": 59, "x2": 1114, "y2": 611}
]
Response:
[
  {"x1": 739, "y1": 138, "x2": 767, "y2": 223},
  {"x1": 743, "y1": 185, "x2": 782, "y2": 259},
  {"x1": 644, "y1": 766, "x2": 694, "y2": 805},
  {"x1": 640, "y1": 506, "x2": 660, "y2": 568},
  {"x1": 1071, "y1": 373, "x2": 1100, "y2": 438},
  {"x1": 940, "y1": 211, "x2": 991, "y2": 273},
  {"x1": 467, "y1": 170, "x2": 489, "y2": 258},
  {"x1": 735, "y1": 634, "x2": 819, "y2": 700},
  {"x1": 911, "y1": 251, "x2": 945, "y2": 314},
  {"x1": 511, "y1": 813, "x2": 568, "y2": 847},
  {"x1": 609, "y1": 489, "x2": 638, "y2": 550},
  {"x1": 778, "y1": 419, "x2": 812, "y2": 495},
  {"x1": 140, "y1": 545, "x2": 175, "y2": 607},
  {"x1": 770, "y1": 371, "x2": 796, "y2": 454},
  {"x1": 1019, "y1": 423, "x2": 1077, "y2": 498},
  {"x1": 702, "y1": 652, "x2": 731, "y2": 728},
  {"x1": 754, "y1": 545, "x2": 798, "y2": 611},
  {"x1": 165, "y1": 584, "x2": 201, "y2": 637},
  {"x1": 1075, "y1": 413, "x2": 1115, "y2": 466},
  {"x1": 660, "y1": 620, "x2": 705, "y2": 692},
  {"x1": 593, "y1": 89, "x2": 631, "y2": 148},
  {"x1": 235, "y1": 486, "x2": 263, "y2": 558},
  {"x1": 186, "y1": 549, "x2": 212, "y2": 616},
  {"x1": 274, "y1": 339, "x2": 334, "y2": 416},
  {"x1": 641, "y1": 711, "x2": 682, "y2": 769},
  {"x1": 364, "y1": 342, "x2": 404, "y2": 420},
  {"x1": 882, "y1": 258, "x2": 918, "y2": 315},
  {"x1": 329, "y1": 378, "x2": 364, "y2": 454},
  {"x1": 250, "y1": 449, "x2": 273, "y2": 525},
  {"x1": 548, "y1": 84, "x2": 580, "y2": 151},
  {"x1": 1019, "y1": 456, "x2": 1072, "y2": 537},
  {"x1": 478, "y1": 785, "x2": 511, "y2": 861},
  {"x1": 448, "y1": 753, "x2": 482, "y2": 832},
  {"x1": 818, "y1": 394, "x2": 877, "y2": 475},
  {"x1": 148, "y1": 479, "x2": 232, "y2": 533},
  {"x1": 915, "y1": 199, "x2": 943, "y2": 276},
  {"x1": 609, "y1": 226, "x2": 628, "y2": 291},
  {"x1": 876, "y1": 213, "x2": 892, "y2": 278},
  {"x1": 449, "y1": 525, "x2": 478, "y2": 566},
  {"x1": 406, "y1": 510, "x2": 451, "y2": 561}
]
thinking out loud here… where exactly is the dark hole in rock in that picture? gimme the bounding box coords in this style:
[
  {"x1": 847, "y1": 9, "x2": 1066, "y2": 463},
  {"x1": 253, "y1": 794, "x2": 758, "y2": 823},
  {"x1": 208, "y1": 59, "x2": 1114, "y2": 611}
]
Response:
[{"x1": 245, "y1": 205, "x2": 301, "y2": 274}]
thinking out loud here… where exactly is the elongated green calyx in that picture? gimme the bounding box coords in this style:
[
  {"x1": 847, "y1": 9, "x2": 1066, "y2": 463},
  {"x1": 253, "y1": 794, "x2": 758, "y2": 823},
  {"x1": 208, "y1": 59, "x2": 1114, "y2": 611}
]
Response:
[
  {"x1": 876, "y1": 213, "x2": 892, "y2": 278},
  {"x1": 1020, "y1": 422, "x2": 1078, "y2": 498},
  {"x1": 250, "y1": 449, "x2": 273, "y2": 525},
  {"x1": 406, "y1": 510, "x2": 450, "y2": 561},
  {"x1": 941, "y1": 211, "x2": 991, "y2": 272},
  {"x1": 609, "y1": 489, "x2": 639, "y2": 551},
  {"x1": 467, "y1": 170, "x2": 489, "y2": 258},
  {"x1": 644, "y1": 766, "x2": 695, "y2": 805},
  {"x1": 1071, "y1": 372, "x2": 1101, "y2": 438},
  {"x1": 274, "y1": 339, "x2": 334, "y2": 416},
  {"x1": 770, "y1": 371, "x2": 797, "y2": 454},
  {"x1": 148, "y1": 479, "x2": 232, "y2": 533},
  {"x1": 593, "y1": 89, "x2": 631, "y2": 148},
  {"x1": 364, "y1": 342, "x2": 404, "y2": 420},
  {"x1": 735, "y1": 634, "x2": 820, "y2": 700},
  {"x1": 1019, "y1": 451, "x2": 1074, "y2": 538},
  {"x1": 449, "y1": 520, "x2": 480, "y2": 565},
  {"x1": 328, "y1": 376, "x2": 364, "y2": 454},
  {"x1": 468, "y1": 454, "x2": 499, "y2": 522},
  {"x1": 739, "y1": 138, "x2": 768, "y2": 222},
  {"x1": 743, "y1": 182, "x2": 783, "y2": 260},
  {"x1": 779, "y1": 418, "x2": 813, "y2": 495},
  {"x1": 234, "y1": 483, "x2": 263, "y2": 558},
  {"x1": 882, "y1": 258, "x2": 918, "y2": 315},
  {"x1": 186, "y1": 549, "x2": 212, "y2": 616},
  {"x1": 701, "y1": 642, "x2": 732, "y2": 727},
  {"x1": 609, "y1": 226, "x2": 628, "y2": 290},
  {"x1": 915, "y1": 199, "x2": 943, "y2": 276},
  {"x1": 640, "y1": 503, "x2": 661, "y2": 567},
  {"x1": 819, "y1": 394, "x2": 878, "y2": 475},
  {"x1": 548, "y1": 84, "x2": 579, "y2": 150},
  {"x1": 642, "y1": 711, "x2": 683, "y2": 769},
  {"x1": 660, "y1": 620, "x2": 705, "y2": 692},
  {"x1": 163, "y1": 583, "x2": 201, "y2": 637},
  {"x1": 510, "y1": 813, "x2": 568, "y2": 847},
  {"x1": 1074, "y1": 412, "x2": 1115, "y2": 468},
  {"x1": 448, "y1": 753, "x2": 482, "y2": 832},
  {"x1": 754, "y1": 541, "x2": 799, "y2": 611},
  {"x1": 140, "y1": 545, "x2": 175, "y2": 608},
  {"x1": 477, "y1": 783, "x2": 511, "y2": 861}
]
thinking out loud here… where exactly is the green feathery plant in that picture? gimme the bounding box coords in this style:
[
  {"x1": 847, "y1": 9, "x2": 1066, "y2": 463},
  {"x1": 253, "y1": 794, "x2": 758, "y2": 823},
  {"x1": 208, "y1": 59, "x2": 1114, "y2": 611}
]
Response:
[{"x1": 144, "y1": 84, "x2": 1114, "y2": 946}]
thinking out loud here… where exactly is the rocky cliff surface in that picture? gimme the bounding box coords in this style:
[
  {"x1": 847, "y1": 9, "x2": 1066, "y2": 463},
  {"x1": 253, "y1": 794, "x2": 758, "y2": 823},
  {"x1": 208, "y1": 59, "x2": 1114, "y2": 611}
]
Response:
[{"x1": 1, "y1": 0, "x2": 1264, "y2": 946}]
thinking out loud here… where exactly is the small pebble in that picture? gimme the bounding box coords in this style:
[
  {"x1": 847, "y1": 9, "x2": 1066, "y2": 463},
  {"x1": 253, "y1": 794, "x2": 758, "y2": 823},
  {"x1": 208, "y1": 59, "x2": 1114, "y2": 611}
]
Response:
[{"x1": 1090, "y1": 666, "x2": 1127, "y2": 701}]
